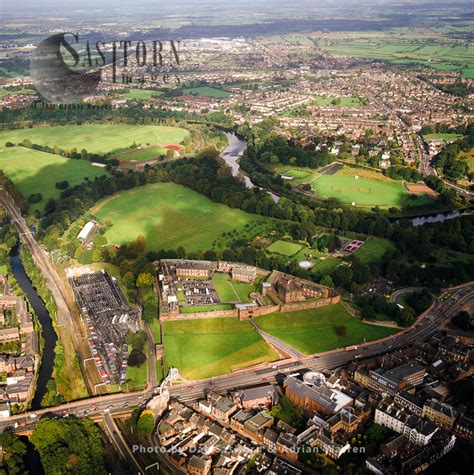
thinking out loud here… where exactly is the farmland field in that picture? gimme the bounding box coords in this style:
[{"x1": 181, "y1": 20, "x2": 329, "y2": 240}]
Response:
[
  {"x1": 257, "y1": 302, "x2": 398, "y2": 354},
  {"x1": 0, "y1": 146, "x2": 108, "y2": 210},
  {"x1": 355, "y1": 238, "x2": 396, "y2": 264},
  {"x1": 91, "y1": 182, "x2": 273, "y2": 252},
  {"x1": 163, "y1": 318, "x2": 279, "y2": 379},
  {"x1": 0, "y1": 124, "x2": 189, "y2": 154},
  {"x1": 315, "y1": 29, "x2": 474, "y2": 77},
  {"x1": 267, "y1": 240, "x2": 303, "y2": 256}
]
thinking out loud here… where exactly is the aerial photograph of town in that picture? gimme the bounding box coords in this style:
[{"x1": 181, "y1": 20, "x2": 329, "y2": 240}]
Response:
[{"x1": 0, "y1": 0, "x2": 472, "y2": 473}]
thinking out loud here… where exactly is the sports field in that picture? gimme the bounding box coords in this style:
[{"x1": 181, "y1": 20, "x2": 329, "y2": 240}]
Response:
[
  {"x1": 354, "y1": 238, "x2": 396, "y2": 264},
  {"x1": 91, "y1": 182, "x2": 272, "y2": 252},
  {"x1": 181, "y1": 86, "x2": 231, "y2": 97},
  {"x1": 279, "y1": 164, "x2": 423, "y2": 207},
  {"x1": 115, "y1": 145, "x2": 168, "y2": 162},
  {"x1": 266, "y1": 240, "x2": 303, "y2": 256},
  {"x1": 0, "y1": 146, "x2": 108, "y2": 209},
  {"x1": 257, "y1": 302, "x2": 398, "y2": 355},
  {"x1": 212, "y1": 273, "x2": 255, "y2": 303},
  {"x1": 0, "y1": 124, "x2": 189, "y2": 154},
  {"x1": 163, "y1": 317, "x2": 279, "y2": 379}
]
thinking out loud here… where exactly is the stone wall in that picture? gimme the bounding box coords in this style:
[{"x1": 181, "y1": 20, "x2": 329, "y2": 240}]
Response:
[
  {"x1": 279, "y1": 295, "x2": 340, "y2": 313},
  {"x1": 160, "y1": 309, "x2": 238, "y2": 321}
]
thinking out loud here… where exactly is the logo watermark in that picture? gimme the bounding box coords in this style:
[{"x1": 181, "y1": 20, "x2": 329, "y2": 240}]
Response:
[{"x1": 30, "y1": 32, "x2": 181, "y2": 104}]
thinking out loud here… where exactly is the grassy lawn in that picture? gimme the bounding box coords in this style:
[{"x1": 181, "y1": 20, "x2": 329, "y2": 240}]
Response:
[
  {"x1": 311, "y1": 257, "x2": 341, "y2": 276},
  {"x1": 122, "y1": 88, "x2": 164, "y2": 100},
  {"x1": 213, "y1": 273, "x2": 239, "y2": 302},
  {"x1": 355, "y1": 238, "x2": 396, "y2": 264},
  {"x1": 126, "y1": 352, "x2": 147, "y2": 391},
  {"x1": 163, "y1": 317, "x2": 279, "y2": 380},
  {"x1": 156, "y1": 359, "x2": 164, "y2": 383},
  {"x1": 0, "y1": 146, "x2": 108, "y2": 211},
  {"x1": 267, "y1": 240, "x2": 303, "y2": 256},
  {"x1": 0, "y1": 124, "x2": 189, "y2": 154},
  {"x1": 423, "y1": 133, "x2": 463, "y2": 141},
  {"x1": 314, "y1": 96, "x2": 364, "y2": 107},
  {"x1": 181, "y1": 86, "x2": 230, "y2": 97},
  {"x1": 257, "y1": 302, "x2": 398, "y2": 355},
  {"x1": 149, "y1": 319, "x2": 161, "y2": 344},
  {"x1": 92, "y1": 182, "x2": 273, "y2": 252}
]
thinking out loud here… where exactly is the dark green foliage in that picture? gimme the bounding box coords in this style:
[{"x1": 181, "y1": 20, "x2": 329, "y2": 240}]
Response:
[{"x1": 30, "y1": 418, "x2": 107, "y2": 475}]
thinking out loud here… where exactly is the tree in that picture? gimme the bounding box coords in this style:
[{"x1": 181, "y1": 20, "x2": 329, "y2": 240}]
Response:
[
  {"x1": 128, "y1": 349, "x2": 146, "y2": 367},
  {"x1": 136, "y1": 411, "x2": 155, "y2": 436},
  {"x1": 30, "y1": 418, "x2": 107, "y2": 475},
  {"x1": 452, "y1": 311, "x2": 473, "y2": 331},
  {"x1": 335, "y1": 325, "x2": 347, "y2": 336},
  {"x1": 122, "y1": 271, "x2": 136, "y2": 289},
  {"x1": 0, "y1": 431, "x2": 27, "y2": 474},
  {"x1": 136, "y1": 272, "x2": 154, "y2": 287}
]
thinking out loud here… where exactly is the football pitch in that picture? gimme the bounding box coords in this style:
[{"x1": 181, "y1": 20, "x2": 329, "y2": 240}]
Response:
[
  {"x1": 0, "y1": 124, "x2": 189, "y2": 154},
  {"x1": 280, "y1": 164, "x2": 418, "y2": 207},
  {"x1": 115, "y1": 145, "x2": 168, "y2": 162},
  {"x1": 91, "y1": 182, "x2": 272, "y2": 252},
  {"x1": 163, "y1": 317, "x2": 279, "y2": 380},
  {"x1": 0, "y1": 146, "x2": 108, "y2": 210},
  {"x1": 257, "y1": 302, "x2": 399, "y2": 354}
]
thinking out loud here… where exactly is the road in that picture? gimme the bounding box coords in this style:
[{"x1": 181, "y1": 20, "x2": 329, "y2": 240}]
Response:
[
  {"x1": 250, "y1": 319, "x2": 304, "y2": 358},
  {"x1": 0, "y1": 188, "x2": 106, "y2": 395},
  {"x1": 0, "y1": 283, "x2": 471, "y2": 432},
  {"x1": 103, "y1": 413, "x2": 144, "y2": 474}
]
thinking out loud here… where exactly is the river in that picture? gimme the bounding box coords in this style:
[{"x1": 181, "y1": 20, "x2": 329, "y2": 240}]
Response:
[
  {"x1": 219, "y1": 133, "x2": 468, "y2": 225},
  {"x1": 220, "y1": 132, "x2": 280, "y2": 203},
  {"x1": 9, "y1": 244, "x2": 57, "y2": 411}
]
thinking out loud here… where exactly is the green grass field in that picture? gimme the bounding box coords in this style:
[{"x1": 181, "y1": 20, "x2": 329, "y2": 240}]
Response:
[
  {"x1": 181, "y1": 86, "x2": 230, "y2": 97},
  {"x1": 257, "y1": 302, "x2": 398, "y2": 354},
  {"x1": 92, "y1": 182, "x2": 272, "y2": 252},
  {"x1": 315, "y1": 96, "x2": 364, "y2": 107},
  {"x1": 280, "y1": 164, "x2": 428, "y2": 207},
  {"x1": 423, "y1": 133, "x2": 463, "y2": 142},
  {"x1": 163, "y1": 317, "x2": 279, "y2": 379},
  {"x1": 212, "y1": 273, "x2": 255, "y2": 303},
  {"x1": 0, "y1": 88, "x2": 35, "y2": 97},
  {"x1": 267, "y1": 240, "x2": 303, "y2": 256},
  {"x1": 311, "y1": 257, "x2": 341, "y2": 276},
  {"x1": 0, "y1": 146, "x2": 108, "y2": 210},
  {"x1": 126, "y1": 346, "x2": 147, "y2": 390},
  {"x1": 122, "y1": 88, "x2": 164, "y2": 100},
  {"x1": 0, "y1": 124, "x2": 189, "y2": 154},
  {"x1": 355, "y1": 238, "x2": 396, "y2": 264},
  {"x1": 116, "y1": 145, "x2": 168, "y2": 162}
]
